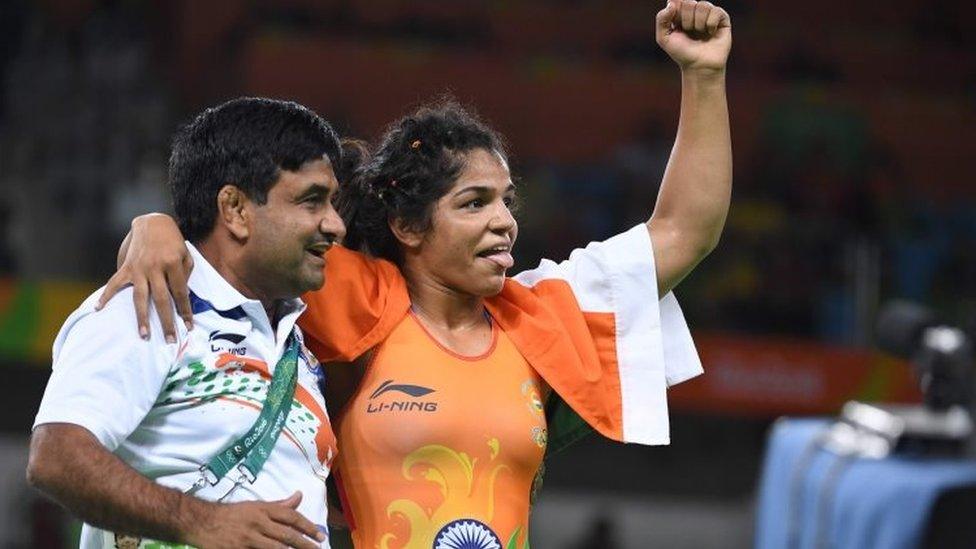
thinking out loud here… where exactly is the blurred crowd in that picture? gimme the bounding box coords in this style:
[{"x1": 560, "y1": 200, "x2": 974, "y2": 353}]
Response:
[{"x1": 1, "y1": 0, "x2": 974, "y2": 346}]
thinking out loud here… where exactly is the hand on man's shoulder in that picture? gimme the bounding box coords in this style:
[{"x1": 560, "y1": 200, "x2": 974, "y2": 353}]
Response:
[{"x1": 65, "y1": 283, "x2": 186, "y2": 349}]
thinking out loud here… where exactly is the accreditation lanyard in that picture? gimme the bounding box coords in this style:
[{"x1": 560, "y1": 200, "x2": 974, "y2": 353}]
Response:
[{"x1": 190, "y1": 333, "x2": 300, "y2": 493}]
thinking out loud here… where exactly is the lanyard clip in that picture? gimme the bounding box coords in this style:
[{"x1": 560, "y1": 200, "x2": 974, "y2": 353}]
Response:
[
  {"x1": 184, "y1": 467, "x2": 212, "y2": 495},
  {"x1": 217, "y1": 465, "x2": 256, "y2": 502},
  {"x1": 236, "y1": 463, "x2": 257, "y2": 484},
  {"x1": 198, "y1": 464, "x2": 219, "y2": 486}
]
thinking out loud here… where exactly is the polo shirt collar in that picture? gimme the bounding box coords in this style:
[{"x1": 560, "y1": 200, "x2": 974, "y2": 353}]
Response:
[{"x1": 185, "y1": 242, "x2": 306, "y2": 321}]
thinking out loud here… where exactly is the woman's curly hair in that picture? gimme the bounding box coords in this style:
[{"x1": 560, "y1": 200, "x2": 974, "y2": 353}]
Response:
[{"x1": 334, "y1": 99, "x2": 508, "y2": 265}]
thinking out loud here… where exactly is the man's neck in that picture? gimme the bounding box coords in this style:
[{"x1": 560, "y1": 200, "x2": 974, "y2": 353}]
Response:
[
  {"x1": 195, "y1": 237, "x2": 279, "y2": 326},
  {"x1": 264, "y1": 301, "x2": 280, "y2": 330}
]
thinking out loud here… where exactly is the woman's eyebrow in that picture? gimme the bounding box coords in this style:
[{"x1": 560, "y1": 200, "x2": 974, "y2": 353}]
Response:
[
  {"x1": 453, "y1": 183, "x2": 516, "y2": 197},
  {"x1": 452, "y1": 185, "x2": 493, "y2": 197}
]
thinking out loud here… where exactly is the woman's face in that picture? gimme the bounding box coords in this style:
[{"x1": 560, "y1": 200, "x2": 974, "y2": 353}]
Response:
[{"x1": 403, "y1": 148, "x2": 518, "y2": 297}]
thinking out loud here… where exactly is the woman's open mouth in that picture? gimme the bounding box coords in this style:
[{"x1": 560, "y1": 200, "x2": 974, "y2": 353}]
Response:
[{"x1": 476, "y1": 245, "x2": 514, "y2": 269}]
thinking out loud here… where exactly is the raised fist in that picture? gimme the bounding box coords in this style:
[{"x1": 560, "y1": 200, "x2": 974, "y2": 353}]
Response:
[{"x1": 656, "y1": 0, "x2": 732, "y2": 72}]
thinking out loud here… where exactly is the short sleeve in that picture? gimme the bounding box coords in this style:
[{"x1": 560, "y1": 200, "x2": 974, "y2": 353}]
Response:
[
  {"x1": 32, "y1": 288, "x2": 181, "y2": 451},
  {"x1": 509, "y1": 224, "x2": 702, "y2": 445}
]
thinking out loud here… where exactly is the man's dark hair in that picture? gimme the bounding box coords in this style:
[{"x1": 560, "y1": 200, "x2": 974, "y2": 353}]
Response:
[
  {"x1": 169, "y1": 97, "x2": 341, "y2": 242},
  {"x1": 336, "y1": 98, "x2": 507, "y2": 265}
]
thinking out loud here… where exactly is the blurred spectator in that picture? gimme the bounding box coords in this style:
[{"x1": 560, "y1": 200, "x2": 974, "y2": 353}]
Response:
[{"x1": 1, "y1": 1, "x2": 172, "y2": 279}]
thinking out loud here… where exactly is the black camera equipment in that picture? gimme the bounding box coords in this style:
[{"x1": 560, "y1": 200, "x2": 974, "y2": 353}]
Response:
[
  {"x1": 825, "y1": 300, "x2": 975, "y2": 458},
  {"x1": 769, "y1": 301, "x2": 976, "y2": 549}
]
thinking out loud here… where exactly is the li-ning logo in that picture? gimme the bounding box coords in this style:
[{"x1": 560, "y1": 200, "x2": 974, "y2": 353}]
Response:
[
  {"x1": 366, "y1": 379, "x2": 438, "y2": 413},
  {"x1": 209, "y1": 330, "x2": 247, "y2": 355}
]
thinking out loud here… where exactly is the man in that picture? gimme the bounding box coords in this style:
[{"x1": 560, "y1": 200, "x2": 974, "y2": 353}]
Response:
[{"x1": 27, "y1": 97, "x2": 346, "y2": 549}]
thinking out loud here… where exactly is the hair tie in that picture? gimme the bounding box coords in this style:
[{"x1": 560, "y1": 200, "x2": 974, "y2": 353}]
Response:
[
  {"x1": 390, "y1": 179, "x2": 398, "y2": 187},
  {"x1": 410, "y1": 139, "x2": 422, "y2": 149}
]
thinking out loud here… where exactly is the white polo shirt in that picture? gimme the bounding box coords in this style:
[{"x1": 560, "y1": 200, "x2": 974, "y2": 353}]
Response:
[{"x1": 34, "y1": 243, "x2": 337, "y2": 548}]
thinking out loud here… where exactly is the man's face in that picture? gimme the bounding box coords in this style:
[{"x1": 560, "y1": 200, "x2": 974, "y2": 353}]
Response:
[{"x1": 243, "y1": 157, "x2": 345, "y2": 301}]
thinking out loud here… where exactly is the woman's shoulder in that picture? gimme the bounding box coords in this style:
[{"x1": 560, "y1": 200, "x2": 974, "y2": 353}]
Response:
[
  {"x1": 300, "y1": 246, "x2": 411, "y2": 362},
  {"x1": 304, "y1": 246, "x2": 405, "y2": 303}
]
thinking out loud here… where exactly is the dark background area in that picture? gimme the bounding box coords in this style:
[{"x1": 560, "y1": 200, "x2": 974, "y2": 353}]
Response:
[{"x1": 0, "y1": 1, "x2": 974, "y2": 547}]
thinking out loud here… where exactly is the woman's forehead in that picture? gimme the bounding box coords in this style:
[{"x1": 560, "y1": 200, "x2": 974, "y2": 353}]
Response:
[{"x1": 454, "y1": 149, "x2": 511, "y2": 188}]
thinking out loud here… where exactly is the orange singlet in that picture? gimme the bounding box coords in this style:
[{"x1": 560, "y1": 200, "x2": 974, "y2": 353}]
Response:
[{"x1": 335, "y1": 313, "x2": 546, "y2": 549}]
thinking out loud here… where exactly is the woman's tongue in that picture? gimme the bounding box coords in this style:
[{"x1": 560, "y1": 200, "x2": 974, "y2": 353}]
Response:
[{"x1": 479, "y1": 250, "x2": 514, "y2": 269}]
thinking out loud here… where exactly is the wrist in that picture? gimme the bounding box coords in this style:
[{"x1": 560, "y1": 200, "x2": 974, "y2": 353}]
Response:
[
  {"x1": 177, "y1": 496, "x2": 218, "y2": 546},
  {"x1": 680, "y1": 65, "x2": 727, "y2": 83}
]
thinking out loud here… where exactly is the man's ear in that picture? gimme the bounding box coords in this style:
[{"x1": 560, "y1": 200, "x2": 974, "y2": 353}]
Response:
[
  {"x1": 389, "y1": 217, "x2": 423, "y2": 249},
  {"x1": 216, "y1": 185, "x2": 250, "y2": 241}
]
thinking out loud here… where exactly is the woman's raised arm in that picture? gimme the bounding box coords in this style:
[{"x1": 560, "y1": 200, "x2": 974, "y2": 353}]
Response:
[{"x1": 647, "y1": 0, "x2": 733, "y2": 296}]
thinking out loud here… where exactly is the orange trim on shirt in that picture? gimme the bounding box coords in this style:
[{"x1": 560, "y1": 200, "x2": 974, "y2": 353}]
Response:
[
  {"x1": 214, "y1": 395, "x2": 303, "y2": 452},
  {"x1": 216, "y1": 353, "x2": 336, "y2": 464}
]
